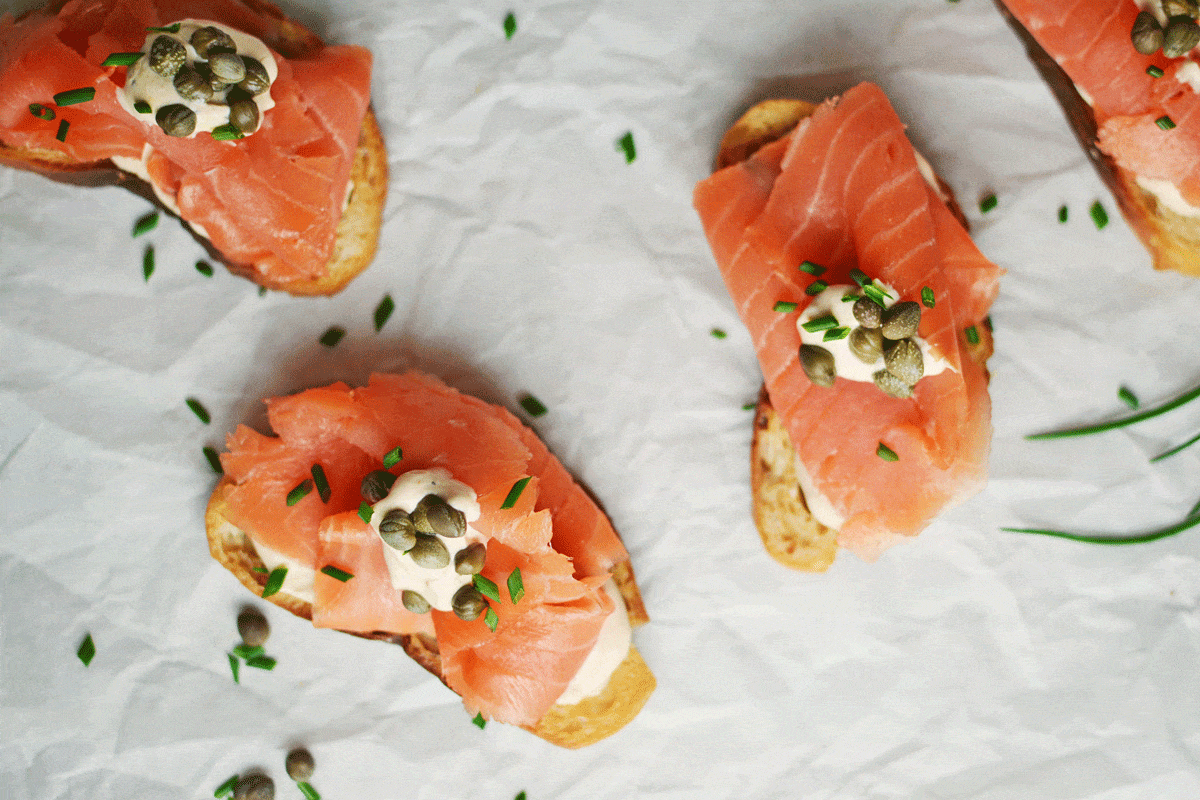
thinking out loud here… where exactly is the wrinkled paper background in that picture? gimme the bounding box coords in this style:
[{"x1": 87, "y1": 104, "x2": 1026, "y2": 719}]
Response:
[{"x1": 4, "y1": 0, "x2": 1200, "y2": 798}]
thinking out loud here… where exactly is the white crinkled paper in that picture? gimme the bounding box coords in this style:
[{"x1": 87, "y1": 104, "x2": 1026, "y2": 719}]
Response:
[{"x1": 3, "y1": 0, "x2": 1200, "y2": 797}]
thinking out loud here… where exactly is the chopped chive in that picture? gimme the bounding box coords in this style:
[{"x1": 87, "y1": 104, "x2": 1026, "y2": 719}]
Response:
[
  {"x1": 979, "y1": 193, "x2": 998, "y2": 213},
  {"x1": 56, "y1": 119, "x2": 69, "y2": 142},
  {"x1": 203, "y1": 446, "x2": 224, "y2": 474},
  {"x1": 710, "y1": 327, "x2": 727, "y2": 339},
  {"x1": 228, "y1": 652, "x2": 240, "y2": 683},
  {"x1": 822, "y1": 326, "x2": 850, "y2": 342},
  {"x1": 134, "y1": 100, "x2": 151, "y2": 114},
  {"x1": 320, "y1": 565, "x2": 353, "y2": 582},
  {"x1": 876, "y1": 442, "x2": 899, "y2": 461},
  {"x1": 472, "y1": 712, "x2": 487, "y2": 729},
  {"x1": 318, "y1": 326, "x2": 345, "y2": 347},
  {"x1": 1027, "y1": 380, "x2": 1200, "y2": 440},
  {"x1": 357, "y1": 502, "x2": 373, "y2": 524},
  {"x1": 28, "y1": 103, "x2": 54, "y2": 120},
  {"x1": 473, "y1": 573, "x2": 501, "y2": 603},
  {"x1": 515, "y1": 794, "x2": 527, "y2": 800},
  {"x1": 485, "y1": 607, "x2": 499, "y2": 631},
  {"x1": 215, "y1": 774, "x2": 239, "y2": 797},
  {"x1": 1156, "y1": 115, "x2": 1176, "y2": 131},
  {"x1": 383, "y1": 446, "x2": 403, "y2": 469},
  {"x1": 1190, "y1": 496, "x2": 1200, "y2": 519},
  {"x1": 310, "y1": 464, "x2": 331, "y2": 502},
  {"x1": 258, "y1": 286, "x2": 268, "y2": 297},
  {"x1": 964, "y1": 325, "x2": 980, "y2": 345},
  {"x1": 297, "y1": 782, "x2": 320, "y2": 800},
  {"x1": 186, "y1": 397, "x2": 211, "y2": 424},
  {"x1": 262, "y1": 566, "x2": 287, "y2": 598},
  {"x1": 252, "y1": 566, "x2": 268, "y2": 574},
  {"x1": 142, "y1": 245, "x2": 154, "y2": 281},
  {"x1": 1090, "y1": 200, "x2": 1109, "y2": 229},
  {"x1": 503, "y1": 11, "x2": 517, "y2": 39},
  {"x1": 799, "y1": 260, "x2": 826, "y2": 276},
  {"x1": 1002, "y1": 511, "x2": 1200, "y2": 545},
  {"x1": 1147, "y1": 65, "x2": 1164, "y2": 78},
  {"x1": 195, "y1": 260, "x2": 214, "y2": 277},
  {"x1": 102, "y1": 52, "x2": 143, "y2": 67},
  {"x1": 507, "y1": 568, "x2": 524, "y2": 603},
  {"x1": 132, "y1": 211, "x2": 158, "y2": 237},
  {"x1": 801, "y1": 314, "x2": 838, "y2": 333},
  {"x1": 616, "y1": 131, "x2": 636, "y2": 163},
  {"x1": 921, "y1": 286, "x2": 935, "y2": 308},
  {"x1": 773, "y1": 300, "x2": 798, "y2": 313},
  {"x1": 1058, "y1": 204, "x2": 1068, "y2": 223},
  {"x1": 147, "y1": 23, "x2": 181, "y2": 33},
  {"x1": 805, "y1": 280, "x2": 828, "y2": 296},
  {"x1": 849, "y1": 268, "x2": 870, "y2": 287},
  {"x1": 742, "y1": 402, "x2": 755, "y2": 411},
  {"x1": 501, "y1": 476, "x2": 532, "y2": 509},
  {"x1": 286, "y1": 479, "x2": 313, "y2": 507},
  {"x1": 519, "y1": 394, "x2": 547, "y2": 417},
  {"x1": 232, "y1": 644, "x2": 264, "y2": 660},
  {"x1": 211, "y1": 124, "x2": 244, "y2": 141},
  {"x1": 1150, "y1": 430, "x2": 1200, "y2": 463},
  {"x1": 245, "y1": 654, "x2": 276, "y2": 670},
  {"x1": 841, "y1": 293, "x2": 858, "y2": 302},
  {"x1": 53, "y1": 87, "x2": 95, "y2": 106},
  {"x1": 77, "y1": 633, "x2": 95, "y2": 666},
  {"x1": 862, "y1": 283, "x2": 891, "y2": 308},
  {"x1": 373, "y1": 294, "x2": 394, "y2": 331},
  {"x1": 1118, "y1": 386, "x2": 1139, "y2": 409}
]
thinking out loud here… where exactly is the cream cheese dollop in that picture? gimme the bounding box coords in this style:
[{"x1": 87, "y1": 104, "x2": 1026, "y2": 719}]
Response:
[{"x1": 553, "y1": 579, "x2": 632, "y2": 706}]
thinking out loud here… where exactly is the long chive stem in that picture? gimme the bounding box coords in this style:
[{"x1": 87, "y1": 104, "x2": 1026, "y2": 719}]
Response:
[
  {"x1": 1150, "y1": 430, "x2": 1200, "y2": 463},
  {"x1": 1027, "y1": 379, "x2": 1200, "y2": 440},
  {"x1": 1002, "y1": 512, "x2": 1200, "y2": 545}
]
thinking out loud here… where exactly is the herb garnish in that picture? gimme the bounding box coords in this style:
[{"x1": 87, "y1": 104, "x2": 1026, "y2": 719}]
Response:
[
  {"x1": 203, "y1": 446, "x2": 224, "y2": 474},
  {"x1": 1147, "y1": 65, "x2": 1164, "y2": 78},
  {"x1": 215, "y1": 774, "x2": 239, "y2": 797},
  {"x1": 297, "y1": 783, "x2": 320, "y2": 800},
  {"x1": 134, "y1": 101, "x2": 151, "y2": 114},
  {"x1": 1058, "y1": 205, "x2": 1068, "y2": 223},
  {"x1": 228, "y1": 652, "x2": 240, "y2": 683},
  {"x1": 921, "y1": 286, "x2": 935, "y2": 308},
  {"x1": 861, "y1": 283, "x2": 891, "y2": 308},
  {"x1": 56, "y1": 119, "x2": 69, "y2": 142},
  {"x1": 357, "y1": 502, "x2": 373, "y2": 524},
  {"x1": 507, "y1": 568, "x2": 524, "y2": 603},
  {"x1": 1027, "y1": 379, "x2": 1200, "y2": 440},
  {"x1": 196, "y1": 260, "x2": 214, "y2": 277},
  {"x1": 485, "y1": 607, "x2": 499, "y2": 631},
  {"x1": 799, "y1": 260, "x2": 826, "y2": 276},
  {"x1": 77, "y1": 633, "x2": 96, "y2": 666},
  {"x1": 501, "y1": 476, "x2": 531, "y2": 509},
  {"x1": 1090, "y1": 200, "x2": 1109, "y2": 229},
  {"x1": 503, "y1": 11, "x2": 517, "y2": 39},
  {"x1": 1002, "y1": 512, "x2": 1200, "y2": 545},
  {"x1": 232, "y1": 644, "x2": 263, "y2": 661},
  {"x1": 472, "y1": 712, "x2": 487, "y2": 729},
  {"x1": 383, "y1": 446, "x2": 403, "y2": 468},
  {"x1": 262, "y1": 566, "x2": 287, "y2": 598},
  {"x1": 515, "y1": 793, "x2": 527, "y2": 800},
  {"x1": 1150, "y1": 431, "x2": 1200, "y2": 463},
  {"x1": 710, "y1": 328, "x2": 727, "y2": 339},
  {"x1": 805, "y1": 280, "x2": 829, "y2": 296},
  {"x1": 473, "y1": 573, "x2": 501, "y2": 603},
  {"x1": 822, "y1": 326, "x2": 850, "y2": 342},
  {"x1": 801, "y1": 314, "x2": 837, "y2": 333},
  {"x1": 286, "y1": 479, "x2": 313, "y2": 506},
  {"x1": 28, "y1": 103, "x2": 54, "y2": 120},
  {"x1": 876, "y1": 442, "x2": 898, "y2": 461},
  {"x1": 146, "y1": 23, "x2": 182, "y2": 33},
  {"x1": 319, "y1": 326, "x2": 345, "y2": 347},
  {"x1": 1118, "y1": 386, "x2": 1139, "y2": 409},
  {"x1": 773, "y1": 300, "x2": 798, "y2": 313},
  {"x1": 1156, "y1": 115, "x2": 1176, "y2": 130},
  {"x1": 102, "y1": 52, "x2": 143, "y2": 67},
  {"x1": 132, "y1": 211, "x2": 158, "y2": 237},
  {"x1": 964, "y1": 325, "x2": 980, "y2": 345},
  {"x1": 320, "y1": 565, "x2": 353, "y2": 582},
  {"x1": 519, "y1": 394, "x2": 547, "y2": 417},
  {"x1": 979, "y1": 193, "x2": 997, "y2": 213},
  {"x1": 245, "y1": 654, "x2": 276, "y2": 670},
  {"x1": 849, "y1": 268, "x2": 870, "y2": 287},
  {"x1": 142, "y1": 246, "x2": 154, "y2": 281},
  {"x1": 310, "y1": 464, "x2": 331, "y2": 502},
  {"x1": 373, "y1": 294, "x2": 394, "y2": 331},
  {"x1": 186, "y1": 397, "x2": 211, "y2": 424},
  {"x1": 211, "y1": 124, "x2": 244, "y2": 141},
  {"x1": 616, "y1": 131, "x2": 636, "y2": 163},
  {"x1": 53, "y1": 87, "x2": 95, "y2": 106}
]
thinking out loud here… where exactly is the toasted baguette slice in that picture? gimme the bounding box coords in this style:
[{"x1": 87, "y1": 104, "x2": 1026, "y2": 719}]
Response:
[
  {"x1": 205, "y1": 477, "x2": 654, "y2": 749},
  {"x1": 717, "y1": 98, "x2": 992, "y2": 571}
]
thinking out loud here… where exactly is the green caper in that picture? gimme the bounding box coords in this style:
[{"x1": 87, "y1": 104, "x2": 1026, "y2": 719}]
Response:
[
  {"x1": 207, "y1": 51, "x2": 246, "y2": 84},
  {"x1": 1163, "y1": 15, "x2": 1200, "y2": 57},
  {"x1": 799, "y1": 344, "x2": 836, "y2": 388},
  {"x1": 409, "y1": 533, "x2": 450, "y2": 569},
  {"x1": 454, "y1": 542, "x2": 487, "y2": 575},
  {"x1": 884, "y1": 338, "x2": 924, "y2": 385},
  {"x1": 412, "y1": 494, "x2": 467, "y2": 538},
  {"x1": 360, "y1": 470, "x2": 396, "y2": 503},
  {"x1": 229, "y1": 98, "x2": 260, "y2": 133},
  {"x1": 873, "y1": 369, "x2": 912, "y2": 399},
  {"x1": 239, "y1": 57, "x2": 271, "y2": 95},
  {"x1": 191, "y1": 25, "x2": 236, "y2": 58},
  {"x1": 148, "y1": 35, "x2": 186, "y2": 78},
  {"x1": 285, "y1": 748, "x2": 315, "y2": 782},
  {"x1": 452, "y1": 584, "x2": 487, "y2": 621},
  {"x1": 155, "y1": 104, "x2": 196, "y2": 137},
  {"x1": 848, "y1": 327, "x2": 883, "y2": 364},
  {"x1": 173, "y1": 65, "x2": 213, "y2": 101},
  {"x1": 1132, "y1": 12, "x2": 1165, "y2": 55},
  {"x1": 852, "y1": 296, "x2": 882, "y2": 329},
  {"x1": 401, "y1": 590, "x2": 432, "y2": 614},
  {"x1": 233, "y1": 775, "x2": 274, "y2": 800},
  {"x1": 236, "y1": 607, "x2": 269, "y2": 648},
  {"x1": 880, "y1": 301, "x2": 921, "y2": 340},
  {"x1": 1164, "y1": 0, "x2": 1199, "y2": 20},
  {"x1": 379, "y1": 509, "x2": 416, "y2": 551}
]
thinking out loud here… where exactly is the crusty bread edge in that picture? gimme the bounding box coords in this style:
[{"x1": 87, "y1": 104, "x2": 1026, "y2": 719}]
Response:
[{"x1": 205, "y1": 476, "x2": 654, "y2": 748}]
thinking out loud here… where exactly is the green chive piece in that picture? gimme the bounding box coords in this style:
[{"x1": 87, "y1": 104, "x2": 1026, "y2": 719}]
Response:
[
  {"x1": 232, "y1": 644, "x2": 264, "y2": 660},
  {"x1": 245, "y1": 654, "x2": 276, "y2": 670},
  {"x1": 258, "y1": 286, "x2": 268, "y2": 297},
  {"x1": 1058, "y1": 204, "x2": 1068, "y2": 223},
  {"x1": 262, "y1": 566, "x2": 287, "y2": 598},
  {"x1": 186, "y1": 397, "x2": 211, "y2": 424},
  {"x1": 616, "y1": 131, "x2": 636, "y2": 163},
  {"x1": 979, "y1": 193, "x2": 998, "y2": 213},
  {"x1": 1151, "y1": 430, "x2": 1200, "y2": 463},
  {"x1": 1147, "y1": 65, "x2": 1165, "y2": 78},
  {"x1": 507, "y1": 568, "x2": 524, "y2": 603},
  {"x1": 472, "y1": 712, "x2": 487, "y2": 729},
  {"x1": 146, "y1": 23, "x2": 181, "y2": 33},
  {"x1": 964, "y1": 325, "x2": 980, "y2": 345},
  {"x1": 373, "y1": 294, "x2": 394, "y2": 331},
  {"x1": 773, "y1": 300, "x2": 798, "y2": 313},
  {"x1": 822, "y1": 326, "x2": 850, "y2": 342},
  {"x1": 473, "y1": 573, "x2": 501, "y2": 603},
  {"x1": 876, "y1": 442, "x2": 899, "y2": 462},
  {"x1": 1118, "y1": 386, "x2": 1139, "y2": 410},
  {"x1": 1090, "y1": 200, "x2": 1109, "y2": 229},
  {"x1": 297, "y1": 782, "x2": 320, "y2": 800},
  {"x1": 195, "y1": 260, "x2": 214, "y2": 277},
  {"x1": 357, "y1": 502, "x2": 373, "y2": 524},
  {"x1": 28, "y1": 103, "x2": 54, "y2": 121},
  {"x1": 77, "y1": 633, "x2": 95, "y2": 666},
  {"x1": 501, "y1": 476, "x2": 531, "y2": 509},
  {"x1": 53, "y1": 87, "x2": 95, "y2": 106},
  {"x1": 849, "y1": 268, "x2": 870, "y2": 287},
  {"x1": 805, "y1": 280, "x2": 829, "y2": 296},
  {"x1": 211, "y1": 124, "x2": 244, "y2": 141},
  {"x1": 1001, "y1": 512, "x2": 1200, "y2": 545},
  {"x1": 710, "y1": 328, "x2": 727, "y2": 339},
  {"x1": 921, "y1": 286, "x2": 935, "y2": 308},
  {"x1": 1156, "y1": 115, "x2": 1176, "y2": 131},
  {"x1": 215, "y1": 774, "x2": 239, "y2": 797},
  {"x1": 742, "y1": 402, "x2": 755, "y2": 411},
  {"x1": 503, "y1": 11, "x2": 517, "y2": 39},
  {"x1": 485, "y1": 607, "x2": 499, "y2": 631},
  {"x1": 252, "y1": 566, "x2": 268, "y2": 574},
  {"x1": 1190, "y1": 497, "x2": 1200, "y2": 518},
  {"x1": 841, "y1": 293, "x2": 858, "y2": 302},
  {"x1": 228, "y1": 652, "x2": 240, "y2": 683},
  {"x1": 286, "y1": 479, "x2": 313, "y2": 507},
  {"x1": 310, "y1": 464, "x2": 331, "y2": 502},
  {"x1": 142, "y1": 245, "x2": 154, "y2": 281},
  {"x1": 515, "y1": 794, "x2": 527, "y2": 800},
  {"x1": 203, "y1": 446, "x2": 224, "y2": 474},
  {"x1": 801, "y1": 314, "x2": 838, "y2": 333},
  {"x1": 1027, "y1": 380, "x2": 1200, "y2": 440},
  {"x1": 132, "y1": 211, "x2": 158, "y2": 237},
  {"x1": 102, "y1": 52, "x2": 143, "y2": 67},
  {"x1": 134, "y1": 100, "x2": 152, "y2": 114},
  {"x1": 799, "y1": 260, "x2": 826, "y2": 276},
  {"x1": 383, "y1": 446, "x2": 403, "y2": 469},
  {"x1": 862, "y1": 283, "x2": 891, "y2": 308},
  {"x1": 519, "y1": 394, "x2": 547, "y2": 417},
  {"x1": 320, "y1": 565, "x2": 353, "y2": 582},
  {"x1": 56, "y1": 119, "x2": 69, "y2": 142},
  {"x1": 319, "y1": 326, "x2": 345, "y2": 347}
]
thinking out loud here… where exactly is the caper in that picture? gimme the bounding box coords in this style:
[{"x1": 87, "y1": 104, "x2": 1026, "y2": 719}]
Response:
[
  {"x1": 409, "y1": 533, "x2": 450, "y2": 569},
  {"x1": 236, "y1": 607, "x2": 269, "y2": 648},
  {"x1": 452, "y1": 584, "x2": 487, "y2": 621},
  {"x1": 285, "y1": 748, "x2": 315, "y2": 782},
  {"x1": 852, "y1": 296, "x2": 882, "y2": 329},
  {"x1": 360, "y1": 470, "x2": 396, "y2": 503},
  {"x1": 884, "y1": 338, "x2": 924, "y2": 385},
  {"x1": 191, "y1": 25, "x2": 236, "y2": 58},
  {"x1": 173, "y1": 65, "x2": 213, "y2": 101},
  {"x1": 873, "y1": 369, "x2": 913, "y2": 399},
  {"x1": 412, "y1": 494, "x2": 467, "y2": 538},
  {"x1": 454, "y1": 542, "x2": 487, "y2": 575},
  {"x1": 229, "y1": 98, "x2": 260, "y2": 134},
  {"x1": 401, "y1": 590, "x2": 432, "y2": 614},
  {"x1": 1132, "y1": 12, "x2": 1165, "y2": 55},
  {"x1": 233, "y1": 775, "x2": 274, "y2": 800},
  {"x1": 379, "y1": 508, "x2": 416, "y2": 550},
  {"x1": 239, "y1": 57, "x2": 271, "y2": 95},
  {"x1": 1163, "y1": 15, "x2": 1200, "y2": 57},
  {"x1": 848, "y1": 327, "x2": 883, "y2": 364},
  {"x1": 880, "y1": 301, "x2": 921, "y2": 340},
  {"x1": 148, "y1": 35, "x2": 186, "y2": 78},
  {"x1": 207, "y1": 51, "x2": 246, "y2": 84},
  {"x1": 799, "y1": 344, "x2": 836, "y2": 388},
  {"x1": 1164, "y1": 0, "x2": 1199, "y2": 20},
  {"x1": 155, "y1": 104, "x2": 196, "y2": 137}
]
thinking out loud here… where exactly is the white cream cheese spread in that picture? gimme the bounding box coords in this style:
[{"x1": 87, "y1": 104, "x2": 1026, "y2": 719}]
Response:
[{"x1": 553, "y1": 579, "x2": 632, "y2": 706}]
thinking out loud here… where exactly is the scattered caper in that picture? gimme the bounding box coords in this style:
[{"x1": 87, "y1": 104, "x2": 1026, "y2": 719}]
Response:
[
  {"x1": 848, "y1": 327, "x2": 884, "y2": 364},
  {"x1": 239, "y1": 57, "x2": 271, "y2": 95},
  {"x1": 873, "y1": 369, "x2": 913, "y2": 399},
  {"x1": 852, "y1": 296, "x2": 882, "y2": 329},
  {"x1": 360, "y1": 470, "x2": 396, "y2": 503},
  {"x1": 1163, "y1": 14, "x2": 1200, "y2": 57},
  {"x1": 880, "y1": 301, "x2": 921, "y2": 340},
  {"x1": 799, "y1": 344, "x2": 836, "y2": 388},
  {"x1": 148, "y1": 35, "x2": 186, "y2": 78},
  {"x1": 236, "y1": 607, "x2": 269, "y2": 648},
  {"x1": 285, "y1": 748, "x2": 315, "y2": 782},
  {"x1": 452, "y1": 584, "x2": 487, "y2": 621},
  {"x1": 233, "y1": 774, "x2": 274, "y2": 800},
  {"x1": 379, "y1": 508, "x2": 416, "y2": 550},
  {"x1": 412, "y1": 494, "x2": 467, "y2": 538},
  {"x1": 884, "y1": 338, "x2": 924, "y2": 385},
  {"x1": 401, "y1": 590, "x2": 432, "y2": 614},
  {"x1": 454, "y1": 542, "x2": 487, "y2": 575},
  {"x1": 229, "y1": 98, "x2": 260, "y2": 134},
  {"x1": 1164, "y1": 0, "x2": 1199, "y2": 20},
  {"x1": 208, "y1": 51, "x2": 246, "y2": 84},
  {"x1": 191, "y1": 25, "x2": 236, "y2": 59},
  {"x1": 156, "y1": 104, "x2": 196, "y2": 137},
  {"x1": 173, "y1": 65, "x2": 213, "y2": 101},
  {"x1": 1132, "y1": 11, "x2": 1166, "y2": 54},
  {"x1": 409, "y1": 533, "x2": 450, "y2": 569}
]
